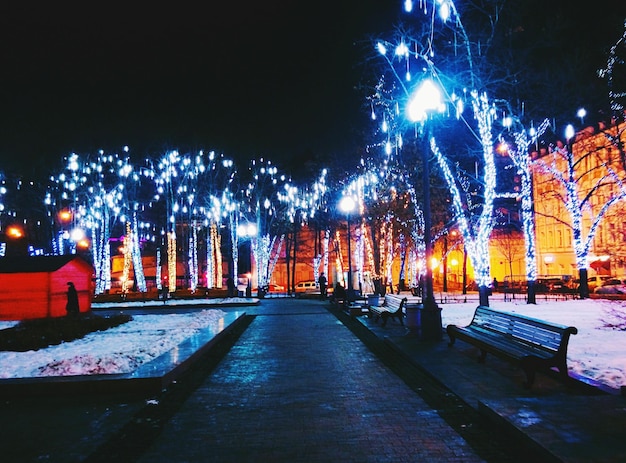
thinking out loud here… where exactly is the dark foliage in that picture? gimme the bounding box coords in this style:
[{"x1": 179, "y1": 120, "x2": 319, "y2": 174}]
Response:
[{"x1": 0, "y1": 312, "x2": 132, "y2": 352}]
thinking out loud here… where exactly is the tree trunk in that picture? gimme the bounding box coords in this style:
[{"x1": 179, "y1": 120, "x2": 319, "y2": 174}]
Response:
[
  {"x1": 398, "y1": 246, "x2": 407, "y2": 294},
  {"x1": 526, "y1": 280, "x2": 536, "y2": 304},
  {"x1": 579, "y1": 268, "x2": 589, "y2": 299},
  {"x1": 443, "y1": 235, "x2": 448, "y2": 292},
  {"x1": 462, "y1": 249, "x2": 468, "y2": 295},
  {"x1": 479, "y1": 285, "x2": 490, "y2": 306},
  {"x1": 285, "y1": 235, "x2": 292, "y2": 295},
  {"x1": 291, "y1": 221, "x2": 298, "y2": 294},
  {"x1": 508, "y1": 261, "x2": 514, "y2": 300},
  {"x1": 370, "y1": 222, "x2": 381, "y2": 278}
]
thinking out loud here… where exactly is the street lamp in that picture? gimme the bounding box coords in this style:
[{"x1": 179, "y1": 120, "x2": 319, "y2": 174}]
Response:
[
  {"x1": 407, "y1": 77, "x2": 444, "y2": 341},
  {"x1": 339, "y1": 195, "x2": 356, "y2": 300}
]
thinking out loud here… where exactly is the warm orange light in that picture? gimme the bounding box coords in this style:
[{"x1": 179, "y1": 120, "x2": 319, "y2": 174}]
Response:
[
  {"x1": 6, "y1": 226, "x2": 23, "y2": 239},
  {"x1": 77, "y1": 239, "x2": 90, "y2": 249},
  {"x1": 496, "y1": 142, "x2": 509, "y2": 155},
  {"x1": 58, "y1": 210, "x2": 72, "y2": 222}
]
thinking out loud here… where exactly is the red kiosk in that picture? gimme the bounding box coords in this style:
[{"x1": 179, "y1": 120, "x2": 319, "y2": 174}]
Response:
[{"x1": 0, "y1": 255, "x2": 93, "y2": 320}]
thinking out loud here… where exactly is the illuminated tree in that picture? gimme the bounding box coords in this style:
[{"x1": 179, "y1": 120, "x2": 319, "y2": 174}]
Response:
[
  {"x1": 238, "y1": 158, "x2": 291, "y2": 294},
  {"x1": 343, "y1": 159, "x2": 425, "y2": 294},
  {"x1": 532, "y1": 126, "x2": 626, "y2": 298},
  {"x1": 601, "y1": 20, "x2": 626, "y2": 129},
  {"x1": 46, "y1": 150, "x2": 148, "y2": 294},
  {"x1": 494, "y1": 116, "x2": 551, "y2": 303},
  {"x1": 152, "y1": 150, "x2": 237, "y2": 293},
  {"x1": 280, "y1": 169, "x2": 330, "y2": 293},
  {"x1": 371, "y1": 0, "x2": 564, "y2": 306},
  {"x1": 373, "y1": 1, "x2": 507, "y2": 306}
]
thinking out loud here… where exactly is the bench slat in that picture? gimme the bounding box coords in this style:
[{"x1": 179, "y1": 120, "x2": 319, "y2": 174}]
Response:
[
  {"x1": 478, "y1": 323, "x2": 563, "y2": 351},
  {"x1": 472, "y1": 308, "x2": 570, "y2": 351},
  {"x1": 455, "y1": 327, "x2": 554, "y2": 358}
]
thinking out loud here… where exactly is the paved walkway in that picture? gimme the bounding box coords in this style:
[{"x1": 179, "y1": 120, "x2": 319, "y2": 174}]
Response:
[
  {"x1": 133, "y1": 302, "x2": 482, "y2": 463},
  {"x1": 3, "y1": 297, "x2": 626, "y2": 462}
]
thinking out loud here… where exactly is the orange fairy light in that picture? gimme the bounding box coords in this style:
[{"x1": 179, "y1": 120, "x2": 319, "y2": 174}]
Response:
[{"x1": 6, "y1": 225, "x2": 23, "y2": 239}]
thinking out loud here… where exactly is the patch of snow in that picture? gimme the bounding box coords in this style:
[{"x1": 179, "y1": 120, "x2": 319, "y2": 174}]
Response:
[{"x1": 0, "y1": 309, "x2": 226, "y2": 379}]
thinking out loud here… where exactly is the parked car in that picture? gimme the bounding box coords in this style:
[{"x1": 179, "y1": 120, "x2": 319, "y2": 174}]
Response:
[
  {"x1": 294, "y1": 280, "x2": 318, "y2": 294},
  {"x1": 253, "y1": 283, "x2": 285, "y2": 293},
  {"x1": 587, "y1": 275, "x2": 615, "y2": 291},
  {"x1": 594, "y1": 279, "x2": 626, "y2": 294},
  {"x1": 535, "y1": 277, "x2": 575, "y2": 293}
]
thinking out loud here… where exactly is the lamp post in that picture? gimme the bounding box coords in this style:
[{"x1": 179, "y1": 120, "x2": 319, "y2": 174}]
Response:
[
  {"x1": 339, "y1": 195, "x2": 356, "y2": 301},
  {"x1": 407, "y1": 78, "x2": 444, "y2": 341}
]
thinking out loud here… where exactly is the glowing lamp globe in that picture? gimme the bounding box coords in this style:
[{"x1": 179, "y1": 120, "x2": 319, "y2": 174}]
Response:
[
  {"x1": 407, "y1": 79, "x2": 444, "y2": 122},
  {"x1": 339, "y1": 196, "x2": 356, "y2": 214}
]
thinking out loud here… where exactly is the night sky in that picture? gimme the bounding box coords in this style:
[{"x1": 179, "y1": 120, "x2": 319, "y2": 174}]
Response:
[
  {"x1": 0, "y1": 1, "x2": 395, "y2": 179},
  {"x1": 0, "y1": 1, "x2": 625, "y2": 180}
]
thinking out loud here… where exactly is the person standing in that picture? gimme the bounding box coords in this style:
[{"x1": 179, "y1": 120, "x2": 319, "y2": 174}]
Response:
[
  {"x1": 318, "y1": 272, "x2": 327, "y2": 299},
  {"x1": 66, "y1": 282, "x2": 80, "y2": 315},
  {"x1": 227, "y1": 275, "x2": 236, "y2": 298}
]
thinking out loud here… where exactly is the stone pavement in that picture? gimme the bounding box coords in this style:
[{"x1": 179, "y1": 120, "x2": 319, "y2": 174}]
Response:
[
  {"x1": 2, "y1": 297, "x2": 626, "y2": 462},
  {"x1": 355, "y1": 299, "x2": 626, "y2": 463},
  {"x1": 132, "y1": 300, "x2": 485, "y2": 463}
]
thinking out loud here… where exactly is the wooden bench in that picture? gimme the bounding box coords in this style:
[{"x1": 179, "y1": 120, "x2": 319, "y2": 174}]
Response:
[
  {"x1": 369, "y1": 295, "x2": 406, "y2": 327},
  {"x1": 446, "y1": 306, "x2": 578, "y2": 388},
  {"x1": 329, "y1": 289, "x2": 365, "y2": 308}
]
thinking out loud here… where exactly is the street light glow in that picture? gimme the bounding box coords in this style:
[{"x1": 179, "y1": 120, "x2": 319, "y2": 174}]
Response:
[
  {"x1": 237, "y1": 223, "x2": 257, "y2": 237},
  {"x1": 407, "y1": 79, "x2": 444, "y2": 122},
  {"x1": 6, "y1": 225, "x2": 23, "y2": 239},
  {"x1": 58, "y1": 209, "x2": 72, "y2": 222},
  {"x1": 339, "y1": 196, "x2": 356, "y2": 214},
  {"x1": 70, "y1": 228, "x2": 85, "y2": 242}
]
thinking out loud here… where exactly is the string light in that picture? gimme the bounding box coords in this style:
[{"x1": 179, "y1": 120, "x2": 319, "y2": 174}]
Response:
[
  {"x1": 533, "y1": 133, "x2": 626, "y2": 275},
  {"x1": 188, "y1": 221, "x2": 198, "y2": 292},
  {"x1": 156, "y1": 248, "x2": 162, "y2": 291},
  {"x1": 131, "y1": 214, "x2": 147, "y2": 292},
  {"x1": 121, "y1": 222, "x2": 132, "y2": 294}
]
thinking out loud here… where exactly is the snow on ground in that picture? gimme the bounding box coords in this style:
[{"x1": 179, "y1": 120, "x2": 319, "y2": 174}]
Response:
[
  {"x1": 0, "y1": 309, "x2": 227, "y2": 379},
  {"x1": 0, "y1": 297, "x2": 625, "y2": 391}
]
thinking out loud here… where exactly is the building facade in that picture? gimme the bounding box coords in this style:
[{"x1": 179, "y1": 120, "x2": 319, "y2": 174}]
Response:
[{"x1": 532, "y1": 122, "x2": 626, "y2": 280}]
